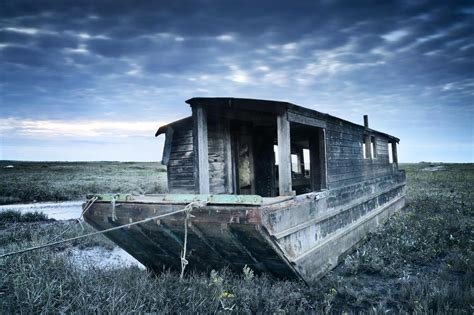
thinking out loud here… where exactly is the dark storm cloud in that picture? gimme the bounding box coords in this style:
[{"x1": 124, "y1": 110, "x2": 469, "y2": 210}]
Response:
[{"x1": 0, "y1": 0, "x2": 473, "y2": 161}]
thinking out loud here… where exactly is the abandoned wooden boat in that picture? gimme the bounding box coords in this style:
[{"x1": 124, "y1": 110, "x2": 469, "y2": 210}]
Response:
[{"x1": 84, "y1": 97, "x2": 405, "y2": 283}]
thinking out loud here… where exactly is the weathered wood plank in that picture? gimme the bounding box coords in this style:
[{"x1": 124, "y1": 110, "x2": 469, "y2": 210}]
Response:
[
  {"x1": 277, "y1": 112, "x2": 292, "y2": 196},
  {"x1": 309, "y1": 130, "x2": 321, "y2": 191},
  {"x1": 172, "y1": 137, "x2": 193, "y2": 145},
  {"x1": 193, "y1": 105, "x2": 210, "y2": 194},
  {"x1": 224, "y1": 120, "x2": 233, "y2": 194},
  {"x1": 168, "y1": 158, "x2": 194, "y2": 166},
  {"x1": 171, "y1": 143, "x2": 194, "y2": 153},
  {"x1": 170, "y1": 151, "x2": 194, "y2": 160},
  {"x1": 319, "y1": 129, "x2": 327, "y2": 189},
  {"x1": 168, "y1": 165, "x2": 194, "y2": 173},
  {"x1": 328, "y1": 168, "x2": 392, "y2": 183},
  {"x1": 287, "y1": 111, "x2": 327, "y2": 128},
  {"x1": 168, "y1": 172, "x2": 195, "y2": 180}
]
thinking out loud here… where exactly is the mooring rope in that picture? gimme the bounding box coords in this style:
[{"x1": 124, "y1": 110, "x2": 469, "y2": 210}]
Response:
[
  {"x1": 45, "y1": 196, "x2": 98, "y2": 244},
  {"x1": 0, "y1": 200, "x2": 207, "y2": 275},
  {"x1": 180, "y1": 205, "x2": 194, "y2": 279}
]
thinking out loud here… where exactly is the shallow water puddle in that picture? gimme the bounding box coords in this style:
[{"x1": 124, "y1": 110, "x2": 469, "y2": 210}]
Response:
[
  {"x1": 67, "y1": 246, "x2": 145, "y2": 270},
  {"x1": 0, "y1": 200, "x2": 145, "y2": 269},
  {"x1": 421, "y1": 165, "x2": 446, "y2": 172},
  {"x1": 0, "y1": 200, "x2": 83, "y2": 220}
]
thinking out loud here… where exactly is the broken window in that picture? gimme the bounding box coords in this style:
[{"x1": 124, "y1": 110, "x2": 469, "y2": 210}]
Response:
[
  {"x1": 363, "y1": 135, "x2": 370, "y2": 159},
  {"x1": 303, "y1": 149, "x2": 310, "y2": 177},
  {"x1": 388, "y1": 141, "x2": 398, "y2": 167},
  {"x1": 288, "y1": 123, "x2": 326, "y2": 195},
  {"x1": 273, "y1": 145, "x2": 279, "y2": 165},
  {"x1": 388, "y1": 142, "x2": 393, "y2": 163},
  {"x1": 371, "y1": 136, "x2": 377, "y2": 159}
]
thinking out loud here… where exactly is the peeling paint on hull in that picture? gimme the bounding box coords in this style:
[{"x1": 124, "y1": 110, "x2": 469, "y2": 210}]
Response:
[{"x1": 84, "y1": 172, "x2": 405, "y2": 283}]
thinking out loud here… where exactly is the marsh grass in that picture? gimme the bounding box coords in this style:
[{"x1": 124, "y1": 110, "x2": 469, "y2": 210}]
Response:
[
  {"x1": 0, "y1": 161, "x2": 167, "y2": 204},
  {"x1": 0, "y1": 163, "x2": 473, "y2": 313},
  {"x1": 0, "y1": 210, "x2": 49, "y2": 226},
  {"x1": 0, "y1": 219, "x2": 311, "y2": 313}
]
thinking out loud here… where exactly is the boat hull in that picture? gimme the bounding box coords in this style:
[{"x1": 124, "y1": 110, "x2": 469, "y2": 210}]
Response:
[
  {"x1": 84, "y1": 172, "x2": 406, "y2": 283},
  {"x1": 84, "y1": 200, "x2": 298, "y2": 278}
]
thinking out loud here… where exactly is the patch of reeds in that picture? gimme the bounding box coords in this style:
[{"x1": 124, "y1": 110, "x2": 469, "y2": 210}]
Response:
[
  {"x1": 0, "y1": 210, "x2": 49, "y2": 225},
  {"x1": 0, "y1": 161, "x2": 167, "y2": 204}
]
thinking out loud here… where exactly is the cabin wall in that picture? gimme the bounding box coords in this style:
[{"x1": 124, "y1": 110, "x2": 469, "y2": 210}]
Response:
[
  {"x1": 167, "y1": 123, "x2": 195, "y2": 193},
  {"x1": 166, "y1": 105, "x2": 399, "y2": 195},
  {"x1": 166, "y1": 115, "x2": 231, "y2": 194},
  {"x1": 207, "y1": 116, "x2": 229, "y2": 194},
  {"x1": 325, "y1": 118, "x2": 395, "y2": 189}
]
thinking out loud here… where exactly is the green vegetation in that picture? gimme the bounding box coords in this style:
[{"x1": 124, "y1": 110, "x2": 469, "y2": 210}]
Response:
[
  {"x1": 0, "y1": 163, "x2": 472, "y2": 313},
  {"x1": 0, "y1": 210, "x2": 49, "y2": 226},
  {"x1": 0, "y1": 161, "x2": 167, "y2": 204}
]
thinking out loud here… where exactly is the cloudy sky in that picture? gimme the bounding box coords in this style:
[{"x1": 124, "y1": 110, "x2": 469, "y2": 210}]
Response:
[{"x1": 1, "y1": 0, "x2": 473, "y2": 162}]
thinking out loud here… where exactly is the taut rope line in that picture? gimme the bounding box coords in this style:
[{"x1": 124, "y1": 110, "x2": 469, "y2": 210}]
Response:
[
  {"x1": 0, "y1": 200, "x2": 206, "y2": 269},
  {"x1": 45, "y1": 196, "x2": 98, "y2": 244}
]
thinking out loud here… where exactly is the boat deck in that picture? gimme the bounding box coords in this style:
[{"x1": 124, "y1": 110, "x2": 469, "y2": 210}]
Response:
[{"x1": 88, "y1": 193, "x2": 297, "y2": 206}]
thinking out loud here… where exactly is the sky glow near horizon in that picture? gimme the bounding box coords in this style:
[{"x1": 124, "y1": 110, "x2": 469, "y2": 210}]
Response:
[{"x1": 0, "y1": 0, "x2": 473, "y2": 162}]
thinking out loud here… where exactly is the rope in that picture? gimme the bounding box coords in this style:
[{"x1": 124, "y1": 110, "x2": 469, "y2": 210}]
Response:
[
  {"x1": 0, "y1": 201, "x2": 206, "y2": 260},
  {"x1": 111, "y1": 195, "x2": 118, "y2": 221},
  {"x1": 46, "y1": 196, "x2": 98, "y2": 244},
  {"x1": 180, "y1": 205, "x2": 195, "y2": 279}
]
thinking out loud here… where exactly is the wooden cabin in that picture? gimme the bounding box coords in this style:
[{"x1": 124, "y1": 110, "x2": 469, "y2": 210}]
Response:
[{"x1": 156, "y1": 97, "x2": 401, "y2": 197}]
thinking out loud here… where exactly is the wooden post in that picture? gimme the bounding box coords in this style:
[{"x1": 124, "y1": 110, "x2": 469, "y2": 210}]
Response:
[
  {"x1": 318, "y1": 129, "x2": 327, "y2": 189},
  {"x1": 309, "y1": 128, "x2": 327, "y2": 191},
  {"x1": 277, "y1": 112, "x2": 292, "y2": 196},
  {"x1": 247, "y1": 130, "x2": 256, "y2": 195},
  {"x1": 223, "y1": 120, "x2": 233, "y2": 194},
  {"x1": 309, "y1": 132, "x2": 320, "y2": 191},
  {"x1": 193, "y1": 105, "x2": 210, "y2": 194}
]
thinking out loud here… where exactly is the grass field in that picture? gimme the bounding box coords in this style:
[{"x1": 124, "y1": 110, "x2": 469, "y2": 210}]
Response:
[
  {"x1": 0, "y1": 161, "x2": 166, "y2": 204},
  {"x1": 0, "y1": 162, "x2": 472, "y2": 313}
]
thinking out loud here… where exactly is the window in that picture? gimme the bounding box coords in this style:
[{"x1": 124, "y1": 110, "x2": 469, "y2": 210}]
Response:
[
  {"x1": 363, "y1": 135, "x2": 370, "y2": 159},
  {"x1": 291, "y1": 154, "x2": 301, "y2": 174},
  {"x1": 303, "y1": 148, "x2": 310, "y2": 176},
  {"x1": 388, "y1": 142, "x2": 393, "y2": 163},
  {"x1": 371, "y1": 136, "x2": 377, "y2": 158},
  {"x1": 273, "y1": 145, "x2": 279, "y2": 165},
  {"x1": 388, "y1": 141, "x2": 397, "y2": 166}
]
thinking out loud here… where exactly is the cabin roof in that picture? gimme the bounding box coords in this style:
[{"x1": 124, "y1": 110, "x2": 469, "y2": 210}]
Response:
[
  {"x1": 156, "y1": 97, "x2": 400, "y2": 142},
  {"x1": 155, "y1": 116, "x2": 192, "y2": 136}
]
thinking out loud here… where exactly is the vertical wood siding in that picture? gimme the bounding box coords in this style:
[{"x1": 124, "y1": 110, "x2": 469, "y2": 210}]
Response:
[
  {"x1": 325, "y1": 118, "x2": 394, "y2": 189},
  {"x1": 167, "y1": 124, "x2": 195, "y2": 193}
]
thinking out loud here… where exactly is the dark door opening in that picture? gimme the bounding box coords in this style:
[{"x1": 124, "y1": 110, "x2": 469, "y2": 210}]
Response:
[
  {"x1": 230, "y1": 122, "x2": 255, "y2": 195},
  {"x1": 287, "y1": 123, "x2": 327, "y2": 194}
]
